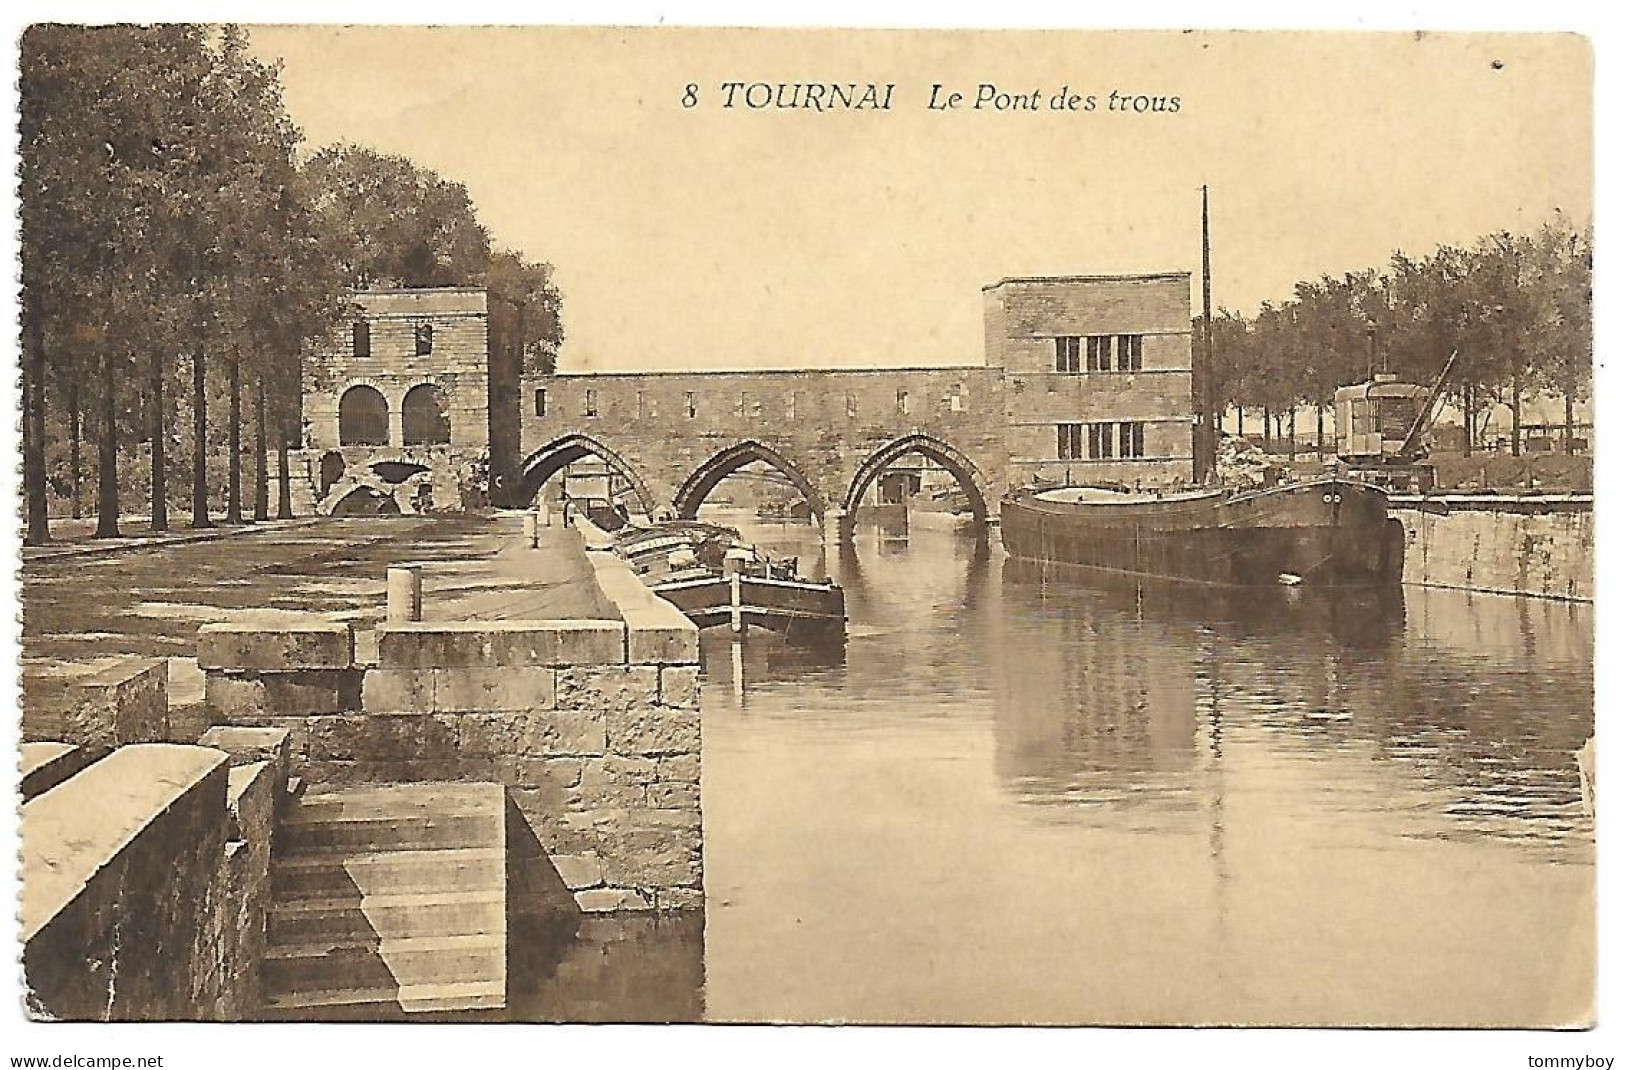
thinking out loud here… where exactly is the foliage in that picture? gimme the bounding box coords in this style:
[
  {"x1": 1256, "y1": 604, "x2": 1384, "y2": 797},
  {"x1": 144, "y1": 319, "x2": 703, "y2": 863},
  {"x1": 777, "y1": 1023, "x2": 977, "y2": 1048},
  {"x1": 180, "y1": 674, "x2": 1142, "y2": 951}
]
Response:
[
  {"x1": 17, "y1": 25, "x2": 564, "y2": 540},
  {"x1": 1204, "y1": 217, "x2": 1593, "y2": 446}
]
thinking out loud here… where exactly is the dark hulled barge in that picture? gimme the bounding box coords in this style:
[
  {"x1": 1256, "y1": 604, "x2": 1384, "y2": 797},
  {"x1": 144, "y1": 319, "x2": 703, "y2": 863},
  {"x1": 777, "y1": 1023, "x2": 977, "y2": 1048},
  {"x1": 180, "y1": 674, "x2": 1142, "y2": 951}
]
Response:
[{"x1": 1000, "y1": 477, "x2": 1405, "y2": 587}]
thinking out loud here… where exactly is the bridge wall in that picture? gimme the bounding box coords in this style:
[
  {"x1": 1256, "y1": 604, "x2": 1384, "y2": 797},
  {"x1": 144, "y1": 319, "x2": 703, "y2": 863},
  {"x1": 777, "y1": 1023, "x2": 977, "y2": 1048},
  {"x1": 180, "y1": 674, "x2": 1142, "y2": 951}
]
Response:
[
  {"x1": 516, "y1": 366, "x2": 1009, "y2": 520},
  {"x1": 513, "y1": 273, "x2": 1195, "y2": 520}
]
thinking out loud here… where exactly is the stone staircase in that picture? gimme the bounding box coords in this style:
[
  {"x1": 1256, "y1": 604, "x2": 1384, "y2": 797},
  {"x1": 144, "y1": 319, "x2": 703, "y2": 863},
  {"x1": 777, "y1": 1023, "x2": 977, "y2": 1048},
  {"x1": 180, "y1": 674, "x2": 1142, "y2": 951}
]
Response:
[{"x1": 261, "y1": 782, "x2": 509, "y2": 1020}]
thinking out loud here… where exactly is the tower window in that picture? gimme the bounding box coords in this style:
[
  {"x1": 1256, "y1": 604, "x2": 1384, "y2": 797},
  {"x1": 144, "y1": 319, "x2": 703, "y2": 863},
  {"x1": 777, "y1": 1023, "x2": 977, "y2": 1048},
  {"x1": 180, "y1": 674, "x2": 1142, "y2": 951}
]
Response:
[
  {"x1": 352, "y1": 321, "x2": 370, "y2": 359},
  {"x1": 415, "y1": 322, "x2": 434, "y2": 356},
  {"x1": 1055, "y1": 336, "x2": 1081, "y2": 374}
]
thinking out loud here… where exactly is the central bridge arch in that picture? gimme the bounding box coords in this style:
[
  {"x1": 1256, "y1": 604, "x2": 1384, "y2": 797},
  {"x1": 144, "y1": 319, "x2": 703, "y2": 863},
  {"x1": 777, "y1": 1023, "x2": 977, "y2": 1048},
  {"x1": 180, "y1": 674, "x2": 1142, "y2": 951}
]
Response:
[
  {"x1": 513, "y1": 434, "x2": 658, "y2": 517},
  {"x1": 842, "y1": 433, "x2": 992, "y2": 522},
  {"x1": 673, "y1": 440, "x2": 826, "y2": 520}
]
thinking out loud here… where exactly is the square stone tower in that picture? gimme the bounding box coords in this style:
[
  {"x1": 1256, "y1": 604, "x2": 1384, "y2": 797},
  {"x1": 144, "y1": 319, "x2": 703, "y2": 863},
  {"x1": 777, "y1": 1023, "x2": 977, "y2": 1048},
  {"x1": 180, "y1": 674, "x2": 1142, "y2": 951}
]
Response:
[
  {"x1": 983, "y1": 272, "x2": 1194, "y2": 487},
  {"x1": 300, "y1": 287, "x2": 490, "y2": 513}
]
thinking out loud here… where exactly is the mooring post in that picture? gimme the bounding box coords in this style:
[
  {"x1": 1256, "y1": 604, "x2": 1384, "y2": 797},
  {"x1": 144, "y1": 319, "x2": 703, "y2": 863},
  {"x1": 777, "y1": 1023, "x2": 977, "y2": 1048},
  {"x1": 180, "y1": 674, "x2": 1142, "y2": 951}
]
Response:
[
  {"x1": 729, "y1": 571, "x2": 743, "y2": 635},
  {"x1": 386, "y1": 566, "x2": 423, "y2": 623},
  {"x1": 537, "y1": 496, "x2": 552, "y2": 528},
  {"x1": 523, "y1": 513, "x2": 540, "y2": 549}
]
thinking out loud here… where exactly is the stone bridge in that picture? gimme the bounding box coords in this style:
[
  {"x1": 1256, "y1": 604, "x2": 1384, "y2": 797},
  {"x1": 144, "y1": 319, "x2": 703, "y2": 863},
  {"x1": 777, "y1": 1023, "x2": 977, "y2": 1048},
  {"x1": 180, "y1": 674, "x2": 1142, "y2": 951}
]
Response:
[{"x1": 510, "y1": 366, "x2": 1009, "y2": 538}]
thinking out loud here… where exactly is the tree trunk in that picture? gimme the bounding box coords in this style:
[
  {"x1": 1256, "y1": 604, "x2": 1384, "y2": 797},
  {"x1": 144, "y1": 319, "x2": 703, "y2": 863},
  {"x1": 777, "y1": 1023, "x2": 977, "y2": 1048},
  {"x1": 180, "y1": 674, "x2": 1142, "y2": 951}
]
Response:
[
  {"x1": 1262, "y1": 405, "x2": 1272, "y2": 449},
  {"x1": 69, "y1": 378, "x2": 82, "y2": 519},
  {"x1": 1235, "y1": 406, "x2": 1243, "y2": 438},
  {"x1": 1510, "y1": 369, "x2": 1523, "y2": 457},
  {"x1": 191, "y1": 346, "x2": 212, "y2": 528},
  {"x1": 1463, "y1": 383, "x2": 1474, "y2": 456},
  {"x1": 1563, "y1": 384, "x2": 1575, "y2": 456},
  {"x1": 1287, "y1": 408, "x2": 1297, "y2": 460},
  {"x1": 253, "y1": 372, "x2": 269, "y2": 522},
  {"x1": 149, "y1": 347, "x2": 168, "y2": 531},
  {"x1": 276, "y1": 409, "x2": 294, "y2": 520},
  {"x1": 22, "y1": 317, "x2": 50, "y2": 545},
  {"x1": 94, "y1": 348, "x2": 120, "y2": 538},
  {"x1": 1316, "y1": 403, "x2": 1326, "y2": 458},
  {"x1": 227, "y1": 347, "x2": 243, "y2": 523}
]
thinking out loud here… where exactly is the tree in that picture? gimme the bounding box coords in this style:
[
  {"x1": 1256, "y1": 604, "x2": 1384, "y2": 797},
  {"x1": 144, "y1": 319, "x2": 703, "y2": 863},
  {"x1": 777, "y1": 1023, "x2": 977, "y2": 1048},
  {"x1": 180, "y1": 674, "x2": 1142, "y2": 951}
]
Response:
[{"x1": 302, "y1": 144, "x2": 493, "y2": 289}]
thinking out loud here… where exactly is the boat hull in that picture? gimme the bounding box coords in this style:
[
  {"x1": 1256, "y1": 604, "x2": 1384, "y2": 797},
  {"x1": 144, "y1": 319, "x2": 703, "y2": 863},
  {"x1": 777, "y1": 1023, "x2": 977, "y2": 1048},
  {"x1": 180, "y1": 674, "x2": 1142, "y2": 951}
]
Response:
[
  {"x1": 1000, "y1": 479, "x2": 1403, "y2": 587},
  {"x1": 652, "y1": 574, "x2": 847, "y2": 638}
]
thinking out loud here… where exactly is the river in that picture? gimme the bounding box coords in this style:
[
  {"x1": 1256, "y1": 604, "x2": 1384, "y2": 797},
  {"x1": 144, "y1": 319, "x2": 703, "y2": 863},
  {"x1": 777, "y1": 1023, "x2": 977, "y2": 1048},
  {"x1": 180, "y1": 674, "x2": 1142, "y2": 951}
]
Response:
[{"x1": 687, "y1": 510, "x2": 1593, "y2": 1025}]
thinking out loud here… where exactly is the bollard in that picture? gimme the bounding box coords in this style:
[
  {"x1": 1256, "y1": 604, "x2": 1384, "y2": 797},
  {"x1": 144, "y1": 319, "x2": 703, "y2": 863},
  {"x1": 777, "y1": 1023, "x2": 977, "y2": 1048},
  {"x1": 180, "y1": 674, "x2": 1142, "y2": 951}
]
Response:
[
  {"x1": 523, "y1": 513, "x2": 539, "y2": 549},
  {"x1": 537, "y1": 498, "x2": 552, "y2": 528},
  {"x1": 386, "y1": 566, "x2": 423, "y2": 623}
]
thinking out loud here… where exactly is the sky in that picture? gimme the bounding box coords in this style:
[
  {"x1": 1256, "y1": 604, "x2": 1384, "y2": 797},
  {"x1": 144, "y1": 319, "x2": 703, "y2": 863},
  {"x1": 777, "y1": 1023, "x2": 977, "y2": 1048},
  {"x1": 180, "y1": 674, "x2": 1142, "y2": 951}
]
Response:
[{"x1": 244, "y1": 27, "x2": 1591, "y2": 375}]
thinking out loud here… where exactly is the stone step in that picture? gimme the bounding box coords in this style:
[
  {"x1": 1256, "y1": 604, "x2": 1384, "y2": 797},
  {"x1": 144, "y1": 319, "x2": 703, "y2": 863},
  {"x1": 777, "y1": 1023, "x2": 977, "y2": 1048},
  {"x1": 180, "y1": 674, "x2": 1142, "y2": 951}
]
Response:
[
  {"x1": 287, "y1": 784, "x2": 503, "y2": 825},
  {"x1": 279, "y1": 811, "x2": 503, "y2": 854},
  {"x1": 263, "y1": 933, "x2": 504, "y2": 994},
  {"x1": 267, "y1": 889, "x2": 504, "y2": 944},
  {"x1": 261, "y1": 978, "x2": 506, "y2": 1019},
  {"x1": 263, "y1": 780, "x2": 509, "y2": 1017},
  {"x1": 272, "y1": 847, "x2": 505, "y2": 898}
]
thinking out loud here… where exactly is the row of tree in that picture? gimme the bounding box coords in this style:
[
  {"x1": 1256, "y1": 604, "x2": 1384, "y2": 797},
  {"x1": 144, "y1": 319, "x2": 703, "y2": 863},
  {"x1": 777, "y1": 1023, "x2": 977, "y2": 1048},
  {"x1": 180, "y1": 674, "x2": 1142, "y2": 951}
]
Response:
[
  {"x1": 19, "y1": 24, "x2": 563, "y2": 545},
  {"x1": 1198, "y1": 217, "x2": 1592, "y2": 457}
]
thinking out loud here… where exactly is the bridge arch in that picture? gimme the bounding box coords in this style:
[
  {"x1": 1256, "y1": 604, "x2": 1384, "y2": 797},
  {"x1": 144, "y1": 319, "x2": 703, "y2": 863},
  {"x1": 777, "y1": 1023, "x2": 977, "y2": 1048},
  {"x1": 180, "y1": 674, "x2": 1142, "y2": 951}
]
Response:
[
  {"x1": 841, "y1": 433, "x2": 992, "y2": 521},
  {"x1": 673, "y1": 440, "x2": 826, "y2": 520},
  {"x1": 513, "y1": 434, "x2": 658, "y2": 517}
]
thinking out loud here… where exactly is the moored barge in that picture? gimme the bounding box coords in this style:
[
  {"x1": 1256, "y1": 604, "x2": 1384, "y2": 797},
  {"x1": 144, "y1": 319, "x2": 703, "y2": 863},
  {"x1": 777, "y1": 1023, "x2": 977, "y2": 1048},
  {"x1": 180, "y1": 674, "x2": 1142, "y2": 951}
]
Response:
[{"x1": 1001, "y1": 477, "x2": 1404, "y2": 587}]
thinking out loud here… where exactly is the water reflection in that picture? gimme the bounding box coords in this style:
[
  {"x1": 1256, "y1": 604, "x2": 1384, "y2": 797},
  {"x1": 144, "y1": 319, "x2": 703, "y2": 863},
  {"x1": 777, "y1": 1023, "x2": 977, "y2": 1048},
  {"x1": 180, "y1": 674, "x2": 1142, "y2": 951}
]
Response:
[{"x1": 702, "y1": 512, "x2": 1593, "y2": 1024}]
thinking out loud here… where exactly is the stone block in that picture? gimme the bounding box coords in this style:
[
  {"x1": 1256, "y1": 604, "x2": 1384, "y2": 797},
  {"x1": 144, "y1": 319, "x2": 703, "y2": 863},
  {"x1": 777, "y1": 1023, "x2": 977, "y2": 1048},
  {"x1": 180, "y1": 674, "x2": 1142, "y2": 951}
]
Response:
[
  {"x1": 607, "y1": 701, "x2": 701, "y2": 756},
  {"x1": 654, "y1": 887, "x2": 705, "y2": 911},
  {"x1": 434, "y1": 666, "x2": 556, "y2": 712},
  {"x1": 574, "y1": 756, "x2": 659, "y2": 808},
  {"x1": 197, "y1": 726, "x2": 292, "y2": 770},
  {"x1": 623, "y1": 603, "x2": 700, "y2": 666},
  {"x1": 659, "y1": 665, "x2": 701, "y2": 709},
  {"x1": 375, "y1": 620, "x2": 624, "y2": 668},
  {"x1": 306, "y1": 713, "x2": 460, "y2": 762},
  {"x1": 19, "y1": 743, "x2": 98, "y2": 802},
  {"x1": 225, "y1": 761, "x2": 278, "y2": 848},
  {"x1": 599, "y1": 818, "x2": 703, "y2": 889},
  {"x1": 501, "y1": 756, "x2": 585, "y2": 792},
  {"x1": 657, "y1": 753, "x2": 701, "y2": 784},
  {"x1": 458, "y1": 710, "x2": 606, "y2": 758},
  {"x1": 360, "y1": 668, "x2": 437, "y2": 714},
  {"x1": 69, "y1": 657, "x2": 168, "y2": 747},
  {"x1": 197, "y1": 621, "x2": 355, "y2": 671},
  {"x1": 550, "y1": 852, "x2": 605, "y2": 891},
  {"x1": 206, "y1": 670, "x2": 355, "y2": 720},
  {"x1": 556, "y1": 666, "x2": 660, "y2": 712},
  {"x1": 646, "y1": 781, "x2": 701, "y2": 809},
  {"x1": 574, "y1": 888, "x2": 653, "y2": 913}
]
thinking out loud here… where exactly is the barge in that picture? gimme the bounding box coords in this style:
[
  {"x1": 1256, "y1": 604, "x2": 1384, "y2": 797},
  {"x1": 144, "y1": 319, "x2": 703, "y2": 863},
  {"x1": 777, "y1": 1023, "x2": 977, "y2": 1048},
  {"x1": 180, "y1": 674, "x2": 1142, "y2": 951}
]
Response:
[{"x1": 1000, "y1": 477, "x2": 1405, "y2": 588}]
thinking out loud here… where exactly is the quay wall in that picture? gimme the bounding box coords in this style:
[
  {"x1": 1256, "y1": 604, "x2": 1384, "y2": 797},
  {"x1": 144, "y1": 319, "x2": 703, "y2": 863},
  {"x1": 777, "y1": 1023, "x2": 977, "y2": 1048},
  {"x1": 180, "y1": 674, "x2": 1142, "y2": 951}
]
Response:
[
  {"x1": 1392, "y1": 495, "x2": 1593, "y2": 602},
  {"x1": 198, "y1": 545, "x2": 704, "y2": 914},
  {"x1": 20, "y1": 663, "x2": 292, "y2": 1021}
]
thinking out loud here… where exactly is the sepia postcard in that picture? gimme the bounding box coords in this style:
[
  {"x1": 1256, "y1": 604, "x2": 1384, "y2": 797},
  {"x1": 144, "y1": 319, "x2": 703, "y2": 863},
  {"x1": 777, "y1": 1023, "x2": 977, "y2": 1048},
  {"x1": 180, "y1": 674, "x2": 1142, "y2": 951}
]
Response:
[{"x1": 5, "y1": 15, "x2": 1606, "y2": 1066}]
